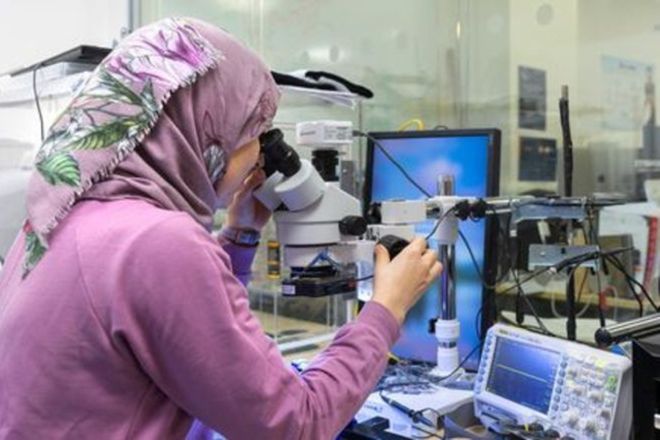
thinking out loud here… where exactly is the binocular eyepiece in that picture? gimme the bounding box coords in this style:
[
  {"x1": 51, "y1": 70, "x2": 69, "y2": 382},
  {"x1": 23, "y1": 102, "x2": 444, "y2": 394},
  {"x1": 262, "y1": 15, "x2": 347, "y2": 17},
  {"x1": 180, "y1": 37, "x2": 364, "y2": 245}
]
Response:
[{"x1": 259, "y1": 129, "x2": 301, "y2": 178}]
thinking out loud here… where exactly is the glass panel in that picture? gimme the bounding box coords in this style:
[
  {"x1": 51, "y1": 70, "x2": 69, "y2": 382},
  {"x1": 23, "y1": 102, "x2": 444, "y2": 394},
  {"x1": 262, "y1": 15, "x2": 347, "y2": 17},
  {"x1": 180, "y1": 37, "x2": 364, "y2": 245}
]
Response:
[{"x1": 139, "y1": 0, "x2": 660, "y2": 346}]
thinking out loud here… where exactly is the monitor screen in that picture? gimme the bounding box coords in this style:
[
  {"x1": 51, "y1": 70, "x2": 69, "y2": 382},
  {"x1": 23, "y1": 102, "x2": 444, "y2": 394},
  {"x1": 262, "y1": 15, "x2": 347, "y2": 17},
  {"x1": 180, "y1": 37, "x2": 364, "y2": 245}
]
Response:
[
  {"x1": 366, "y1": 130, "x2": 499, "y2": 367},
  {"x1": 486, "y1": 337, "x2": 561, "y2": 414}
]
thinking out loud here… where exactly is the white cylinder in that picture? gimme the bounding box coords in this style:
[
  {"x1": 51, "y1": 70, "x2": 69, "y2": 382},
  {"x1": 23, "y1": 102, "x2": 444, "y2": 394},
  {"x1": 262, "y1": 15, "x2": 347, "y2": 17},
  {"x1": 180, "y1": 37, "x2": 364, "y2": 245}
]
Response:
[
  {"x1": 253, "y1": 172, "x2": 284, "y2": 211},
  {"x1": 276, "y1": 221, "x2": 340, "y2": 246},
  {"x1": 436, "y1": 214, "x2": 459, "y2": 245},
  {"x1": 276, "y1": 160, "x2": 325, "y2": 211},
  {"x1": 434, "y1": 319, "x2": 460, "y2": 343},
  {"x1": 433, "y1": 319, "x2": 461, "y2": 375},
  {"x1": 434, "y1": 346, "x2": 460, "y2": 376}
]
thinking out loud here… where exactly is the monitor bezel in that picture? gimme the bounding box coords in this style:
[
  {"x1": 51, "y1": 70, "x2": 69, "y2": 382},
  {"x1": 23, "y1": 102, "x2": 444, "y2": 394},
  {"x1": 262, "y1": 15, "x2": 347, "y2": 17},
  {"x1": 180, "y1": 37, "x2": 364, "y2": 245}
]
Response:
[{"x1": 363, "y1": 128, "x2": 501, "y2": 349}]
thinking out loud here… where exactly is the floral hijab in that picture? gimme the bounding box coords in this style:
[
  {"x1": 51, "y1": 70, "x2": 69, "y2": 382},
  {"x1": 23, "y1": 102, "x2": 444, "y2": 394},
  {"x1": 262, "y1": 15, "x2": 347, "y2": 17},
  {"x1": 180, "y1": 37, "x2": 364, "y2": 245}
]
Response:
[{"x1": 23, "y1": 17, "x2": 280, "y2": 276}]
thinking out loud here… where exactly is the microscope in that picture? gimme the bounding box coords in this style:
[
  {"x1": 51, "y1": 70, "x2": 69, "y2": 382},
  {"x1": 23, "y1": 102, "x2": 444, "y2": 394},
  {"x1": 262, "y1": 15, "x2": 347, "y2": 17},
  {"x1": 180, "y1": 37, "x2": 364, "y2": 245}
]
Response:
[
  {"x1": 254, "y1": 121, "x2": 373, "y2": 297},
  {"x1": 254, "y1": 122, "x2": 470, "y2": 376}
]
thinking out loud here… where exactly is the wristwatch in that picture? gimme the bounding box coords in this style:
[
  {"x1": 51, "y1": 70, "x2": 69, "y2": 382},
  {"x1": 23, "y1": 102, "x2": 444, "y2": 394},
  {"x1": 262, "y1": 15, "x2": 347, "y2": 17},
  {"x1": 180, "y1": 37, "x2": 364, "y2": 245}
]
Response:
[{"x1": 221, "y1": 226, "x2": 261, "y2": 247}]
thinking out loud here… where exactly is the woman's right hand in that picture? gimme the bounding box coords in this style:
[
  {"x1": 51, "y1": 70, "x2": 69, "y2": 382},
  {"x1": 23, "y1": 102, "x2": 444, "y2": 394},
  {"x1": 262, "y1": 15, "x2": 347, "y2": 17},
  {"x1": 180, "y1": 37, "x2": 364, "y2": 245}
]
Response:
[{"x1": 371, "y1": 237, "x2": 443, "y2": 325}]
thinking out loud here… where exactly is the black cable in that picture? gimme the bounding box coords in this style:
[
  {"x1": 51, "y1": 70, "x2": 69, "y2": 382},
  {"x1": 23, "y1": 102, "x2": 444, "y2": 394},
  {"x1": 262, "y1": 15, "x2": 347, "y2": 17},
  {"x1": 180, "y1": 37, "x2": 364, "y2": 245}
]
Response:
[
  {"x1": 462, "y1": 205, "x2": 555, "y2": 335},
  {"x1": 604, "y1": 254, "x2": 659, "y2": 312},
  {"x1": 609, "y1": 255, "x2": 660, "y2": 312},
  {"x1": 354, "y1": 129, "x2": 558, "y2": 338},
  {"x1": 459, "y1": 230, "x2": 497, "y2": 290},
  {"x1": 559, "y1": 87, "x2": 573, "y2": 197},
  {"x1": 475, "y1": 305, "x2": 484, "y2": 341},
  {"x1": 510, "y1": 267, "x2": 556, "y2": 337},
  {"x1": 608, "y1": 254, "x2": 657, "y2": 309},
  {"x1": 623, "y1": 274, "x2": 644, "y2": 317},
  {"x1": 497, "y1": 267, "x2": 554, "y2": 295},
  {"x1": 32, "y1": 62, "x2": 45, "y2": 141},
  {"x1": 495, "y1": 207, "x2": 555, "y2": 336},
  {"x1": 354, "y1": 131, "x2": 431, "y2": 197},
  {"x1": 353, "y1": 131, "x2": 459, "y2": 256},
  {"x1": 379, "y1": 342, "x2": 482, "y2": 395},
  {"x1": 425, "y1": 343, "x2": 482, "y2": 383},
  {"x1": 565, "y1": 265, "x2": 579, "y2": 340},
  {"x1": 585, "y1": 212, "x2": 607, "y2": 326},
  {"x1": 433, "y1": 124, "x2": 450, "y2": 130},
  {"x1": 424, "y1": 207, "x2": 456, "y2": 241}
]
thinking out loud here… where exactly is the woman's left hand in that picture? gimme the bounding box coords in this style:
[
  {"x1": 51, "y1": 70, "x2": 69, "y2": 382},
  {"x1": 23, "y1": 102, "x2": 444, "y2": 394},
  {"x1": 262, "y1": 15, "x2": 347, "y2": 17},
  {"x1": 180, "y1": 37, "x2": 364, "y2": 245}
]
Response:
[{"x1": 225, "y1": 168, "x2": 271, "y2": 231}]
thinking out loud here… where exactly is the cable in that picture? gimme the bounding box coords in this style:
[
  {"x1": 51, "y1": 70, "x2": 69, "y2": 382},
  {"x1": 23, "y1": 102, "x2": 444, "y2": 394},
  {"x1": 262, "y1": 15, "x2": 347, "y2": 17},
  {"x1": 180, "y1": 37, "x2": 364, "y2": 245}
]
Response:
[
  {"x1": 354, "y1": 131, "x2": 431, "y2": 198},
  {"x1": 353, "y1": 130, "x2": 457, "y2": 253},
  {"x1": 461, "y1": 205, "x2": 555, "y2": 335},
  {"x1": 354, "y1": 129, "x2": 567, "y2": 338},
  {"x1": 575, "y1": 266, "x2": 589, "y2": 303},
  {"x1": 378, "y1": 343, "x2": 482, "y2": 394},
  {"x1": 475, "y1": 305, "x2": 484, "y2": 341},
  {"x1": 425, "y1": 343, "x2": 482, "y2": 383},
  {"x1": 398, "y1": 118, "x2": 425, "y2": 131},
  {"x1": 551, "y1": 265, "x2": 592, "y2": 319},
  {"x1": 589, "y1": 221, "x2": 607, "y2": 327},
  {"x1": 424, "y1": 207, "x2": 456, "y2": 241},
  {"x1": 32, "y1": 62, "x2": 45, "y2": 141},
  {"x1": 497, "y1": 267, "x2": 553, "y2": 295},
  {"x1": 604, "y1": 253, "x2": 659, "y2": 312},
  {"x1": 605, "y1": 253, "x2": 651, "y2": 305},
  {"x1": 608, "y1": 253, "x2": 657, "y2": 310},
  {"x1": 511, "y1": 267, "x2": 556, "y2": 337},
  {"x1": 496, "y1": 207, "x2": 555, "y2": 336},
  {"x1": 575, "y1": 271, "x2": 593, "y2": 318},
  {"x1": 559, "y1": 86, "x2": 573, "y2": 197},
  {"x1": 458, "y1": 230, "x2": 497, "y2": 290}
]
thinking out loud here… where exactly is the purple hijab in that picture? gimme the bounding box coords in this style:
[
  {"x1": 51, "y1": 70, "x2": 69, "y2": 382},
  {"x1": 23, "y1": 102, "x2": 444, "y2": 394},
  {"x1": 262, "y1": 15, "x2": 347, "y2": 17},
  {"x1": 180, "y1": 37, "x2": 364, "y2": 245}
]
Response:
[{"x1": 22, "y1": 17, "x2": 280, "y2": 276}]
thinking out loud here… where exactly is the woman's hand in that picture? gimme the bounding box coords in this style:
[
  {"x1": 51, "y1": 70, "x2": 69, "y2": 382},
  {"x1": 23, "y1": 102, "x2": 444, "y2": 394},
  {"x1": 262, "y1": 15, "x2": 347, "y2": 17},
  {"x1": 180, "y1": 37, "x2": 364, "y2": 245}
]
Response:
[
  {"x1": 225, "y1": 168, "x2": 271, "y2": 231},
  {"x1": 371, "y1": 238, "x2": 443, "y2": 325}
]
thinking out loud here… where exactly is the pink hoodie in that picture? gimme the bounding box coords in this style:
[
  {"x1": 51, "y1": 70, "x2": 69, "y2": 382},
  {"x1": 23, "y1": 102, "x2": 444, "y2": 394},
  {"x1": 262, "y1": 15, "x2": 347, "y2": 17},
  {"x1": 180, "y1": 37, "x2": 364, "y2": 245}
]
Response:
[{"x1": 0, "y1": 199, "x2": 399, "y2": 439}]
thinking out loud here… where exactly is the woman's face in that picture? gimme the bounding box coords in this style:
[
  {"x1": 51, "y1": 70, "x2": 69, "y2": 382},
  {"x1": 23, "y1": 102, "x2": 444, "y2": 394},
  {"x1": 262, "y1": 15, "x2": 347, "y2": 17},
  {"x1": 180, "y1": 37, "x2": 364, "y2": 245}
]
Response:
[{"x1": 214, "y1": 138, "x2": 261, "y2": 208}]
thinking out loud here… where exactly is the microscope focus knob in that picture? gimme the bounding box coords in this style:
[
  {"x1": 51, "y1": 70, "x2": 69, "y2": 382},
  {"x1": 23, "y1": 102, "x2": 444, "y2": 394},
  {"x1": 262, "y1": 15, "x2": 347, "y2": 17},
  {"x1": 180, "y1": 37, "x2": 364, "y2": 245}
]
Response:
[
  {"x1": 339, "y1": 216, "x2": 368, "y2": 236},
  {"x1": 377, "y1": 235, "x2": 410, "y2": 259}
]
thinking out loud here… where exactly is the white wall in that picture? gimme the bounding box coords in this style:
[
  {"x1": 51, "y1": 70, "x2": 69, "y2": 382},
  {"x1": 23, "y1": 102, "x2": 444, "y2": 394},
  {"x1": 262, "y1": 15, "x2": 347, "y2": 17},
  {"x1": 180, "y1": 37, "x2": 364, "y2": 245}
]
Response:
[
  {"x1": 0, "y1": 0, "x2": 129, "y2": 170},
  {"x1": 0, "y1": 0, "x2": 128, "y2": 74}
]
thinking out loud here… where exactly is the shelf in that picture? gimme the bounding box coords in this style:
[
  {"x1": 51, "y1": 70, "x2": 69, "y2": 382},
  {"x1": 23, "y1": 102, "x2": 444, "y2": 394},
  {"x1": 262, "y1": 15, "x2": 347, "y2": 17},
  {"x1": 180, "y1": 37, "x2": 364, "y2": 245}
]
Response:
[{"x1": 278, "y1": 85, "x2": 363, "y2": 109}]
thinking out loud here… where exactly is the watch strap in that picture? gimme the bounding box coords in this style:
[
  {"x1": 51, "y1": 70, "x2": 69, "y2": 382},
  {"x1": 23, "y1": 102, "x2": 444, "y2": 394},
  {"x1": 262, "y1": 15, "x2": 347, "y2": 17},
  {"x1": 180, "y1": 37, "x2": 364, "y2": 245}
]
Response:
[{"x1": 221, "y1": 226, "x2": 261, "y2": 247}]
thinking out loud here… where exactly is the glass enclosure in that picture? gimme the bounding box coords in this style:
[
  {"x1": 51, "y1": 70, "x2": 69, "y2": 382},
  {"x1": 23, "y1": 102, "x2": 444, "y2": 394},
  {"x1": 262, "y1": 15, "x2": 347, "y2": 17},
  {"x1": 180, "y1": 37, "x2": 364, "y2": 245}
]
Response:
[
  {"x1": 138, "y1": 0, "x2": 660, "y2": 344},
  {"x1": 139, "y1": 0, "x2": 660, "y2": 196}
]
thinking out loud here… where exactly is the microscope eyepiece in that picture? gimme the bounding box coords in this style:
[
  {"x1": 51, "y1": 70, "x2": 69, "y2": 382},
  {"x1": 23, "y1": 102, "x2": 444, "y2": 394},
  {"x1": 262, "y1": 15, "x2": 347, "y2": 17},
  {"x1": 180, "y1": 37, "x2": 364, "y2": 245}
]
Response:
[{"x1": 259, "y1": 129, "x2": 301, "y2": 178}]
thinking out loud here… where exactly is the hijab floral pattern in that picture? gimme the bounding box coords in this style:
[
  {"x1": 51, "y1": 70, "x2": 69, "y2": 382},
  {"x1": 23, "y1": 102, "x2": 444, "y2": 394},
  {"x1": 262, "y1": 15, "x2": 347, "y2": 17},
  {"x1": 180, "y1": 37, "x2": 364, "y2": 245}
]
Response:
[{"x1": 23, "y1": 18, "x2": 222, "y2": 277}]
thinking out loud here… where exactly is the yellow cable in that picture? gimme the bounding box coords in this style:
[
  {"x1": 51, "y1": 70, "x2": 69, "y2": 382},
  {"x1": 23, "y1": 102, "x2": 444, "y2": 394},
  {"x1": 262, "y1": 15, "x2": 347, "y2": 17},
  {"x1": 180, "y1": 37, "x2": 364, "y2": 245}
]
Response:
[
  {"x1": 397, "y1": 118, "x2": 425, "y2": 131},
  {"x1": 388, "y1": 352, "x2": 401, "y2": 363}
]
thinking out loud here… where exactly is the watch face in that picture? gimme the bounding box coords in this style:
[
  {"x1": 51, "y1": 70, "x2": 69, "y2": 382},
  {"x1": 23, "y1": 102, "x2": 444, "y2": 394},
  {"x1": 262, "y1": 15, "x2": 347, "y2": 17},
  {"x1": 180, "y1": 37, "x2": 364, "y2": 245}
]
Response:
[{"x1": 237, "y1": 230, "x2": 259, "y2": 245}]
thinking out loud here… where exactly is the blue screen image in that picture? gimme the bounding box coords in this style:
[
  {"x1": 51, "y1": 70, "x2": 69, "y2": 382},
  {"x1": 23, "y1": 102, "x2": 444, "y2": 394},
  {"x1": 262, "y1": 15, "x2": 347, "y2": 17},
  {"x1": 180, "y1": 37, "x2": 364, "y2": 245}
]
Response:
[
  {"x1": 369, "y1": 135, "x2": 493, "y2": 366},
  {"x1": 486, "y1": 338, "x2": 560, "y2": 414}
]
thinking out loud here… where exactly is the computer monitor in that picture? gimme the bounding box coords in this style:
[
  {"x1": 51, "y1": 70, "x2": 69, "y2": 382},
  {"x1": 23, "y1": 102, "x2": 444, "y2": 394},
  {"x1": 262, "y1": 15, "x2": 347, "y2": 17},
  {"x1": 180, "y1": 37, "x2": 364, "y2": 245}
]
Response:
[{"x1": 364, "y1": 129, "x2": 500, "y2": 367}]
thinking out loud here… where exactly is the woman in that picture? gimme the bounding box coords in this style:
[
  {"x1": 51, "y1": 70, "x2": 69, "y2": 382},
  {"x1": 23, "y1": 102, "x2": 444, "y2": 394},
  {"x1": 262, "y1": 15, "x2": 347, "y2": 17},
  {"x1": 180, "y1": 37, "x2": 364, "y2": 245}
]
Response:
[{"x1": 0, "y1": 18, "x2": 441, "y2": 439}]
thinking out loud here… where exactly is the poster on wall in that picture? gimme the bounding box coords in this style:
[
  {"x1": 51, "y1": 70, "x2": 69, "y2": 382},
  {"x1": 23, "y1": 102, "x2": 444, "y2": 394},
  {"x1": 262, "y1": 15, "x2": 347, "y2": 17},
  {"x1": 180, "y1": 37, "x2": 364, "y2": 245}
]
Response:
[
  {"x1": 518, "y1": 136, "x2": 557, "y2": 182},
  {"x1": 601, "y1": 55, "x2": 654, "y2": 131},
  {"x1": 518, "y1": 66, "x2": 547, "y2": 130}
]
